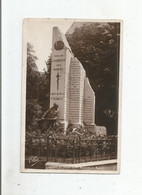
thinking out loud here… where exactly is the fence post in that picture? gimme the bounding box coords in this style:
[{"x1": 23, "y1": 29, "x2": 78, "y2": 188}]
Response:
[
  {"x1": 110, "y1": 140, "x2": 113, "y2": 159},
  {"x1": 84, "y1": 141, "x2": 87, "y2": 162},
  {"x1": 30, "y1": 138, "x2": 33, "y2": 156},
  {"x1": 38, "y1": 138, "x2": 41, "y2": 158},
  {"x1": 90, "y1": 140, "x2": 93, "y2": 161},
  {"x1": 72, "y1": 138, "x2": 75, "y2": 164},
  {"x1": 78, "y1": 137, "x2": 80, "y2": 163},
  {"x1": 51, "y1": 137, "x2": 53, "y2": 161},
  {"x1": 46, "y1": 136, "x2": 49, "y2": 162},
  {"x1": 65, "y1": 140, "x2": 68, "y2": 163},
  {"x1": 115, "y1": 138, "x2": 117, "y2": 159},
  {"x1": 55, "y1": 138, "x2": 57, "y2": 162},
  {"x1": 96, "y1": 140, "x2": 98, "y2": 161}
]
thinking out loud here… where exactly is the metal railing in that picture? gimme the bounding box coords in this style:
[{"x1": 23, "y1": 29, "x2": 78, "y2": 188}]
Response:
[{"x1": 25, "y1": 136, "x2": 117, "y2": 164}]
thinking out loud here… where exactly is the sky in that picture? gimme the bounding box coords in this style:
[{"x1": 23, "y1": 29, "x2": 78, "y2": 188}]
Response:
[{"x1": 24, "y1": 19, "x2": 74, "y2": 72}]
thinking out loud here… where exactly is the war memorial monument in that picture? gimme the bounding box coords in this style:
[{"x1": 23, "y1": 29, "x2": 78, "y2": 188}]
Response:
[{"x1": 50, "y1": 26, "x2": 99, "y2": 134}]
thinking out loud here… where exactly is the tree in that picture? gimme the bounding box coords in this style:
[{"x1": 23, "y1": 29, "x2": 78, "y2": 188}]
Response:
[
  {"x1": 26, "y1": 42, "x2": 40, "y2": 99},
  {"x1": 66, "y1": 22, "x2": 120, "y2": 135},
  {"x1": 38, "y1": 56, "x2": 51, "y2": 110},
  {"x1": 26, "y1": 43, "x2": 51, "y2": 132}
]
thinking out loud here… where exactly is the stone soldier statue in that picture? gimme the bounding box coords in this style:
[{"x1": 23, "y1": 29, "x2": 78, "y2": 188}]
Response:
[{"x1": 42, "y1": 103, "x2": 59, "y2": 120}]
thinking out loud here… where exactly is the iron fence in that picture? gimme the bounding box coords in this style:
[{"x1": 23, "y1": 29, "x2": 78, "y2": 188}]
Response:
[{"x1": 25, "y1": 136, "x2": 117, "y2": 164}]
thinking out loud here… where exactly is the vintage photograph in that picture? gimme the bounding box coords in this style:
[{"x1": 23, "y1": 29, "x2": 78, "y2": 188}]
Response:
[{"x1": 21, "y1": 18, "x2": 122, "y2": 173}]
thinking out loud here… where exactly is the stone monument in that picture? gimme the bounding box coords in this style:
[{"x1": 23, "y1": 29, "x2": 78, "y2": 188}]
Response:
[{"x1": 50, "y1": 26, "x2": 96, "y2": 133}]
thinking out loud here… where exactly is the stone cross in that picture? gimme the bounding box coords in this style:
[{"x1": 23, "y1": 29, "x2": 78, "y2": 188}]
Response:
[{"x1": 56, "y1": 72, "x2": 60, "y2": 90}]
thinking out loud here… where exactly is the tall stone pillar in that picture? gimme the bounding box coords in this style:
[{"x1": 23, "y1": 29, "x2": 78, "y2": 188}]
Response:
[{"x1": 50, "y1": 27, "x2": 72, "y2": 132}]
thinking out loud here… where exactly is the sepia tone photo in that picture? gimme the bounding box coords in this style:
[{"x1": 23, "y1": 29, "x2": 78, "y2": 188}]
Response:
[{"x1": 21, "y1": 18, "x2": 122, "y2": 173}]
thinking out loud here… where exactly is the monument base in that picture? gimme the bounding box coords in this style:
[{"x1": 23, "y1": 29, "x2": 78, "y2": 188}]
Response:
[
  {"x1": 96, "y1": 126, "x2": 107, "y2": 136},
  {"x1": 85, "y1": 124, "x2": 96, "y2": 134},
  {"x1": 57, "y1": 120, "x2": 68, "y2": 134},
  {"x1": 70, "y1": 123, "x2": 84, "y2": 128}
]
